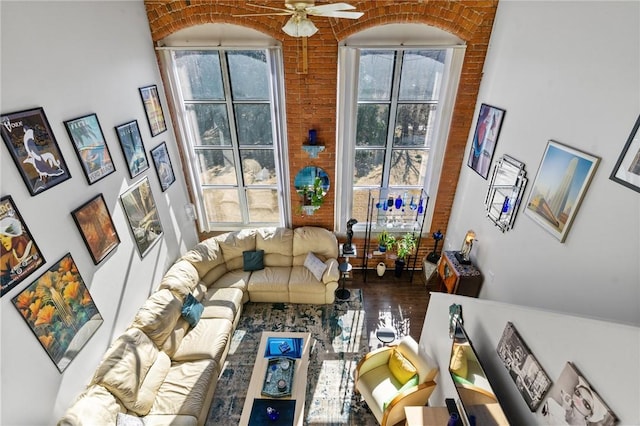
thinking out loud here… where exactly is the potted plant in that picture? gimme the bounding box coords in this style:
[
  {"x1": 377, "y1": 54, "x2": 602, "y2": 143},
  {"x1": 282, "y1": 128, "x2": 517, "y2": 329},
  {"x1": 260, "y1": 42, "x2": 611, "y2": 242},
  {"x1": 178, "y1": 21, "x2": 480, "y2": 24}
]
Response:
[
  {"x1": 300, "y1": 176, "x2": 325, "y2": 214},
  {"x1": 377, "y1": 230, "x2": 396, "y2": 253},
  {"x1": 394, "y1": 232, "x2": 417, "y2": 277}
]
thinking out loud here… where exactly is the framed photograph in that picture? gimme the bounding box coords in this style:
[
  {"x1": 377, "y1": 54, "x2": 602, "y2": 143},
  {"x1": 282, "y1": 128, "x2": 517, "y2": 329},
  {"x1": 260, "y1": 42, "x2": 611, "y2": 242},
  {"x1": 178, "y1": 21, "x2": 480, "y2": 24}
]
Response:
[
  {"x1": 610, "y1": 114, "x2": 640, "y2": 194},
  {"x1": 71, "y1": 194, "x2": 120, "y2": 265},
  {"x1": 524, "y1": 140, "x2": 599, "y2": 242},
  {"x1": 120, "y1": 177, "x2": 163, "y2": 258},
  {"x1": 497, "y1": 322, "x2": 552, "y2": 411},
  {"x1": 150, "y1": 142, "x2": 176, "y2": 192},
  {"x1": 467, "y1": 103, "x2": 506, "y2": 179},
  {"x1": 115, "y1": 120, "x2": 149, "y2": 179},
  {"x1": 64, "y1": 113, "x2": 116, "y2": 184},
  {"x1": 139, "y1": 84, "x2": 167, "y2": 137},
  {"x1": 12, "y1": 253, "x2": 103, "y2": 373},
  {"x1": 541, "y1": 362, "x2": 617, "y2": 425},
  {"x1": 0, "y1": 107, "x2": 72, "y2": 195},
  {"x1": 0, "y1": 195, "x2": 45, "y2": 297}
]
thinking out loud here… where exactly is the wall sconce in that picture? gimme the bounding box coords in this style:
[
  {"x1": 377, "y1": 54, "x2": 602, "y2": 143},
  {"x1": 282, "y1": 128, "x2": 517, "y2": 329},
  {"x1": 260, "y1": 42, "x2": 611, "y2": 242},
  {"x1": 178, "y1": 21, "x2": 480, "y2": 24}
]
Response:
[{"x1": 454, "y1": 230, "x2": 476, "y2": 265}]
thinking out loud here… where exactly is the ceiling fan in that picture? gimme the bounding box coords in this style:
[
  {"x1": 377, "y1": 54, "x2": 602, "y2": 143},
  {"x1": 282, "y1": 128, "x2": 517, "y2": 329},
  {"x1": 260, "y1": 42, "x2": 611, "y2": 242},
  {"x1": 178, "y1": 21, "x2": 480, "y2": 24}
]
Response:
[{"x1": 234, "y1": 1, "x2": 364, "y2": 37}]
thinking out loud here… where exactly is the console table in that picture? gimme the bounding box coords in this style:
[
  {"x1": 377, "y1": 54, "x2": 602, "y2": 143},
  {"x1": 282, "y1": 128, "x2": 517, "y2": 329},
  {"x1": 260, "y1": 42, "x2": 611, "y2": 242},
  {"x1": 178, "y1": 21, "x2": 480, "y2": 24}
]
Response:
[{"x1": 436, "y1": 251, "x2": 483, "y2": 297}]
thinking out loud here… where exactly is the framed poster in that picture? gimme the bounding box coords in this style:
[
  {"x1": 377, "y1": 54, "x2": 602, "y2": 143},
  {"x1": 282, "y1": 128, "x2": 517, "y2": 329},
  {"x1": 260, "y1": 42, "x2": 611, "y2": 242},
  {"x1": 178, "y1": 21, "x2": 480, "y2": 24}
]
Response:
[
  {"x1": 0, "y1": 195, "x2": 45, "y2": 297},
  {"x1": 71, "y1": 194, "x2": 120, "y2": 265},
  {"x1": 115, "y1": 120, "x2": 149, "y2": 179},
  {"x1": 12, "y1": 253, "x2": 103, "y2": 373},
  {"x1": 120, "y1": 177, "x2": 163, "y2": 258},
  {"x1": 524, "y1": 140, "x2": 599, "y2": 242},
  {"x1": 64, "y1": 113, "x2": 116, "y2": 184},
  {"x1": 610, "y1": 114, "x2": 640, "y2": 194},
  {"x1": 467, "y1": 103, "x2": 506, "y2": 179},
  {"x1": 496, "y1": 322, "x2": 552, "y2": 411},
  {"x1": 139, "y1": 84, "x2": 167, "y2": 137},
  {"x1": 150, "y1": 142, "x2": 176, "y2": 192},
  {"x1": 541, "y1": 362, "x2": 618, "y2": 425},
  {"x1": 0, "y1": 107, "x2": 72, "y2": 195}
]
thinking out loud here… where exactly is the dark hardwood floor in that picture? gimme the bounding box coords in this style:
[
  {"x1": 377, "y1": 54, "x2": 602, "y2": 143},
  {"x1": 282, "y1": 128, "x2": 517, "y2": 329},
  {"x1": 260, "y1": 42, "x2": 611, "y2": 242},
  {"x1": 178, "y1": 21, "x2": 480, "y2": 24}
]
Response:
[{"x1": 346, "y1": 268, "x2": 437, "y2": 346}]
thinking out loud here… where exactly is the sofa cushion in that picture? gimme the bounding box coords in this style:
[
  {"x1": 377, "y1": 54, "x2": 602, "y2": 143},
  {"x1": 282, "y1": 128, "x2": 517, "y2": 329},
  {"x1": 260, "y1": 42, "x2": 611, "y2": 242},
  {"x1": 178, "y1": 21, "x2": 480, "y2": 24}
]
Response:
[
  {"x1": 256, "y1": 227, "x2": 294, "y2": 267},
  {"x1": 58, "y1": 385, "x2": 124, "y2": 426},
  {"x1": 217, "y1": 229, "x2": 257, "y2": 270},
  {"x1": 243, "y1": 249, "x2": 265, "y2": 271},
  {"x1": 180, "y1": 237, "x2": 225, "y2": 279},
  {"x1": 201, "y1": 287, "x2": 244, "y2": 322},
  {"x1": 172, "y1": 317, "x2": 233, "y2": 364},
  {"x1": 130, "y1": 289, "x2": 183, "y2": 348},
  {"x1": 130, "y1": 351, "x2": 171, "y2": 416},
  {"x1": 356, "y1": 364, "x2": 402, "y2": 421},
  {"x1": 149, "y1": 359, "x2": 217, "y2": 418},
  {"x1": 247, "y1": 266, "x2": 291, "y2": 293},
  {"x1": 288, "y1": 266, "x2": 327, "y2": 294},
  {"x1": 91, "y1": 328, "x2": 158, "y2": 413},
  {"x1": 322, "y1": 258, "x2": 340, "y2": 283},
  {"x1": 181, "y1": 293, "x2": 204, "y2": 328},
  {"x1": 160, "y1": 318, "x2": 191, "y2": 359},
  {"x1": 304, "y1": 252, "x2": 327, "y2": 281},
  {"x1": 157, "y1": 260, "x2": 200, "y2": 299},
  {"x1": 292, "y1": 226, "x2": 339, "y2": 265}
]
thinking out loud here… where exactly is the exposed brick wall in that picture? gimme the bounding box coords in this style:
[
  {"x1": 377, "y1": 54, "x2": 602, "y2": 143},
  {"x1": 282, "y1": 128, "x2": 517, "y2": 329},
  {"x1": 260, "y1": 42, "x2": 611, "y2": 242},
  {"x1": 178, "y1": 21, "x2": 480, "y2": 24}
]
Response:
[{"x1": 144, "y1": 0, "x2": 498, "y2": 248}]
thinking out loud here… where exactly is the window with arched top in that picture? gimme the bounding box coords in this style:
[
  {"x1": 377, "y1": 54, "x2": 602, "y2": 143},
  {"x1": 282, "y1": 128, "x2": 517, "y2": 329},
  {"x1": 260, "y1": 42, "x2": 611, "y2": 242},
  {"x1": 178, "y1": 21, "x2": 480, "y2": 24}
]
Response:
[{"x1": 335, "y1": 24, "x2": 466, "y2": 235}]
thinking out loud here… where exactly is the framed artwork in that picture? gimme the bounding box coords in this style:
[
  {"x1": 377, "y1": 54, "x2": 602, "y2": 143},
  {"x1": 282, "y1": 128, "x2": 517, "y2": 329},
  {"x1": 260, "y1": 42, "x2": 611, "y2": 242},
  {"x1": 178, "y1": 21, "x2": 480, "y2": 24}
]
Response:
[
  {"x1": 0, "y1": 107, "x2": 72, "y2": 195},
  {"x1": 524, "y1": 140, "x2": 599, "y2": 243},
  {"x1": 139, "y1": 84, "x2": 167, "y2": 137},
  {"x1": 496, "y1": 322, "x2": 552, "y2": 411},
  {"x1": 0, "y1": 195, "x2": 45, "y2": 297},
  {"x1": 120, "y1": 177, "x2": 163, "y2": 258},
  {"x1": 541, "y1": 362, "x2": 617, "y2": 426},
  {"x1": 150, "y1": 142, "x2": 176, "y2": 192},
  {"x1": 610, "y1": 114, "x2": 640, "y2": 194},
  {"x1": 71, "y1": 194, "x2": 120, "y2": 265},
  {"x1": 64, "y1": 113, "x2": 116, "y2": 184},
  {"x1": 467, "y1": 103, "x2": 506, "y2": 179},
  {"x1": 12, "y1": 253, "x2": 103, "y2": 373},
  {"x1": 115, "y1": 120, "x2": 148, "y2": 179}
]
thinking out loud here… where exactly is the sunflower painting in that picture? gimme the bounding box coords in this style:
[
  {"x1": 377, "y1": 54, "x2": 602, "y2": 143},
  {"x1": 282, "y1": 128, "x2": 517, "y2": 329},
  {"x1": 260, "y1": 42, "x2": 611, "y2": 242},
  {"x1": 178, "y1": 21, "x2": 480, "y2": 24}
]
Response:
[{"x1": 12, "y1": 253, "x2": 103, "y2": 372}]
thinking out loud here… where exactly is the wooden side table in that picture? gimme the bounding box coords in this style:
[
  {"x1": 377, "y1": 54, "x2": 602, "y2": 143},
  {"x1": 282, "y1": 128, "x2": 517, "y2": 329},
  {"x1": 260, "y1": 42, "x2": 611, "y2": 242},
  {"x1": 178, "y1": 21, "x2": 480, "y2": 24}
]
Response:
[
  {"x1": 404, "y1": 406, "x2": 451, "y2": 425},
  {"x1": 436, "y1": 250, "x2": 483, "y2": 297}
]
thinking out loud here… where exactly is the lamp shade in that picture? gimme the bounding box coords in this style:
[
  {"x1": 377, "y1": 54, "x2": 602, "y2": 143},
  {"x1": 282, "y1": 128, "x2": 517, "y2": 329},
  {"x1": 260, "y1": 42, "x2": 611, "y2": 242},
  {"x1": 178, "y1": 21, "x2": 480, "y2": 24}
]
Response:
[{"x1": 282, "y1": 15, "x2": 318, "y2": 37}]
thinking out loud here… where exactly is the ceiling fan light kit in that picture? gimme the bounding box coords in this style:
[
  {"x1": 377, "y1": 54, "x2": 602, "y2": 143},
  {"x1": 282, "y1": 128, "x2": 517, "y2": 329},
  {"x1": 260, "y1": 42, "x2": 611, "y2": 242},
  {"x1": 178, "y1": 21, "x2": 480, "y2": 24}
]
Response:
[{"x1": 282, "y1": 13, "x2": 318, "y2": 37}]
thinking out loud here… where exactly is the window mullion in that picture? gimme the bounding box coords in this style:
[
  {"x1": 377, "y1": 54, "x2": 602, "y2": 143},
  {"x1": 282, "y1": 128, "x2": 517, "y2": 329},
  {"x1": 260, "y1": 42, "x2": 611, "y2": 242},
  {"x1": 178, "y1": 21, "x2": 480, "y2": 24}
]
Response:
[{"x1": 382, "y1": 51, "x2": 404, "y2": 188}]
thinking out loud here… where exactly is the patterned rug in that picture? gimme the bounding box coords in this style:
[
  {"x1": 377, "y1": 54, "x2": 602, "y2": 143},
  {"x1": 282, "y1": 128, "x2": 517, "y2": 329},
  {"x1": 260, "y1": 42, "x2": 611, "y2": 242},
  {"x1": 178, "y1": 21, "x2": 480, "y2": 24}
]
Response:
[{"x1": 207, "y1": 290, "x2": 378, "y2": 425}]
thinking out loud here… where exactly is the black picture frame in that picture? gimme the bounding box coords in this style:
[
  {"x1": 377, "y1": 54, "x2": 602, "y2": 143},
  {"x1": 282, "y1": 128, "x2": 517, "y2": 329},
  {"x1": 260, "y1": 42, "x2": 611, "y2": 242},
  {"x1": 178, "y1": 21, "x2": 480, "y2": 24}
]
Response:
[
  {"x1": 1, "y1": 107, "x2": 72, "y2": 195},
  {"x1": 0, "y1": 195, "x2": 46, "y2": 297},
  {"x1": 150, "y1": 142, "x2": 176, "y2": 192},
  {"x1": 610, "y1": 114, "x2": 640, "y2": 194},
  {"x1": 139, "y1": 84, "x2": 167, "y2": 137},
  {"x1": 120, "y1": 177, "x2": 163, "y2": 258},
  {"x1": 64, "y1": 113, "x2": 116, "y2": 184},
  {"x1": 115, "y1": 120, "x2": 149, "y2": 179},
  {"x1": 71, "y1": 194, "x2": 120, "y2": 265},
  {"x1": 467, "y1": 103, "x2": 506, "y2": 179}
]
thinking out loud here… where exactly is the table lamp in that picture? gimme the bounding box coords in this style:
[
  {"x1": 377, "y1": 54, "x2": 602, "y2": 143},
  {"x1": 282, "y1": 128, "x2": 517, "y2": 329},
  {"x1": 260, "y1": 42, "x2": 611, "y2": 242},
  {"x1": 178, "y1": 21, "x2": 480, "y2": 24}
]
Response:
[{"x1": 454, "y1": 230, "x2": 476, "y2": 265}]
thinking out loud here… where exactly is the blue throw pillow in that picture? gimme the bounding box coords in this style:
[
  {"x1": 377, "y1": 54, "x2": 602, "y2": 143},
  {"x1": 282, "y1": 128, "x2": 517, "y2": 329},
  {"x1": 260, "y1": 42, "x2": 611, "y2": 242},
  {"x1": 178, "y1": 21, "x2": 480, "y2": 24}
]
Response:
[
  {"x1": 181, "y1": 293, "x2": 203, "y2": 328},
  {"x1": 243, "y1": 249, "x2": 265, "y2": 271}
]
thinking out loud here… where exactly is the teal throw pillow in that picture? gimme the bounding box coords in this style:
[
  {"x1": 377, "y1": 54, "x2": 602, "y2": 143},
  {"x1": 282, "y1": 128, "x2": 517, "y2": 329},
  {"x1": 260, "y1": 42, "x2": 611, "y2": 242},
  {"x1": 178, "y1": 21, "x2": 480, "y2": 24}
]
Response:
[
  {"x1": 243, "y1": 249, "x2": 265, "y2": 271},
  {"x1": 181, "y1": 293, "x2": 203, "y2": 328}
]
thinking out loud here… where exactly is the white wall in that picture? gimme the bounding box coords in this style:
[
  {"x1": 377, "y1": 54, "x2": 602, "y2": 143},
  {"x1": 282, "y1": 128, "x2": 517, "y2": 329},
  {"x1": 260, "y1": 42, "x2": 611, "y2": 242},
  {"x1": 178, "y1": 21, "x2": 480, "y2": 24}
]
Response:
[
  {"x1": 0, "y1": 2, "x2": 198, "y2": 424},
  {"x1": 446, "y1": 0, "x2": 640, "y2": 325},
  {"x1": 421, "y1": 292, "x2": 640, "y2": 424}
]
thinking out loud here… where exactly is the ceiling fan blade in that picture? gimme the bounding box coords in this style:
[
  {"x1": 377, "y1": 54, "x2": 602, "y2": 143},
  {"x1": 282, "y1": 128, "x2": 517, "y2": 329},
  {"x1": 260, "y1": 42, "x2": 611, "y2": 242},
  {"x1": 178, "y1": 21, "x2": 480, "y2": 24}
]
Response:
[
  {"x1": 244, "y1": 3, "x2": 292, "y2": 13},
  {"x1": 233, "y1": 11, "x2": 294, "y2": 17},
  {"x1": 307, "y1": 3, "x2": 356, "y2": 13},
  {"x1": 307, "y1": 10, "x2": 364, "y2": 19}
]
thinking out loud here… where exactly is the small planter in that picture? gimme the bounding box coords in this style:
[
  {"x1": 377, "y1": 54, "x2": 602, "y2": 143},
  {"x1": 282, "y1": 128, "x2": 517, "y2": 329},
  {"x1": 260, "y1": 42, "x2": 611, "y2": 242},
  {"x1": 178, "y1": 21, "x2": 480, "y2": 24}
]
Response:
[
  {"x1": 376, "y1": 262, "x2": 386, "y2": 277},
  {"x1": 394, "y1": 259, "x2": 405, "y2": 277},
  {"x1": 378, "y1": 245, "x2": 387, "y2": 253}
]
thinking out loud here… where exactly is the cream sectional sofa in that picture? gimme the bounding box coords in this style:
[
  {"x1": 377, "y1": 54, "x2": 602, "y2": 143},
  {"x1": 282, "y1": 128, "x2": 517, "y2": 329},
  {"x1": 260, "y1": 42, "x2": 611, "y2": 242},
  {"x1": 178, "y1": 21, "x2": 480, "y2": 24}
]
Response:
[{"x1": 58, "y1": 226, "x2": 340, "y2": 426}]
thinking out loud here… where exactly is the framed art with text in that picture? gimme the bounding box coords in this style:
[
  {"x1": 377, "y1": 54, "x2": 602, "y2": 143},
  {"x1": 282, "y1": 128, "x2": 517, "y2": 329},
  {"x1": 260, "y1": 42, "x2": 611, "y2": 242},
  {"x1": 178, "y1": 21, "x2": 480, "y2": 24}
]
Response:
[
  {"x1": 467, "y1": 103, "x2": 506, "y2": 179},
  {"x1": 1, "y1": 107, "x2": 72, "y2": 195},
  {"x1": 150, "y1": 142, "x2": 176, "y2": 192},
  {"x1": 524, "y1": 140, "x2": 599, "y2": 243},
  {"x1": 12, "y1": 253, "x2": 103, "y2": 373},
  {"x1": 0, "y1": 195, "x2": 45, "y2": 297},
  {"x1": 64, "y1": 113, "x2": 116, "y2": 184},
  {"x1": 71, "y1": 194, "x2": 120, "y2": 265},
  {"x1": 139, "y1": 84, "x2": 167, "y2": 137},
  {"x1": 120, "y1": 177, "x2": 163, "y2": 258},
  {"x1": 115, "y1": 120, "x2": 148, "y2": 179},
  {"x1": 610, "y1": 114, "x2": 640, "y2": 194}
]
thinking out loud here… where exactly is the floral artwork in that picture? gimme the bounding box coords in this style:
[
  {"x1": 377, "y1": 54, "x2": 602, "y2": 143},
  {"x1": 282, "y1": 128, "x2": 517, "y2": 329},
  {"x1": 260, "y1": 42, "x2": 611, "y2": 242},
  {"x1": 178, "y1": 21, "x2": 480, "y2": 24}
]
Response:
[{"x1": 12, "y1": 253, "x2": 103, "y2": 373}]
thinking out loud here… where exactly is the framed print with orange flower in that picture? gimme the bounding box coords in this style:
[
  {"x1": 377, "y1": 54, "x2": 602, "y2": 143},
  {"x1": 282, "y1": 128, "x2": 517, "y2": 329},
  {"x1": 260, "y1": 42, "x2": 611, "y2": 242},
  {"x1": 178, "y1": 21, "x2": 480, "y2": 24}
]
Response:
[{"x1": 12, "y1": 253, "x2": 103, "y2": 373}]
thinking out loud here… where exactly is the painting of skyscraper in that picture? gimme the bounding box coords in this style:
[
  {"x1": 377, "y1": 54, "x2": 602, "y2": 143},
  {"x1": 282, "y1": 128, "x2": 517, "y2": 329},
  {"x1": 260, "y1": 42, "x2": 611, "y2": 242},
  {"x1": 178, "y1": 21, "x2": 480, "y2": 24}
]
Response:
[{"x1": 525, "y1": 140, "x2": 599, "y2": 242}]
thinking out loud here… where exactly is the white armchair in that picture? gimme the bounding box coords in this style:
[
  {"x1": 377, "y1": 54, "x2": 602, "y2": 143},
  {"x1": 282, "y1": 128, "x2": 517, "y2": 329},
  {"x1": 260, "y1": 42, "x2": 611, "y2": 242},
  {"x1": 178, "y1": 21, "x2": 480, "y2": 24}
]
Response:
[{"x1": 354, "y1": 335, "x2": 438, "y2": 426}]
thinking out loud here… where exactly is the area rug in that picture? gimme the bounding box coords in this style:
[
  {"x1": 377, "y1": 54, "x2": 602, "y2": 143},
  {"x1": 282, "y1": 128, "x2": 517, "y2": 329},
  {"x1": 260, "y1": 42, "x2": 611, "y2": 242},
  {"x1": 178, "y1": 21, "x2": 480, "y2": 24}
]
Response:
[{"x1": 207, "y1": 290, "x2": 378, "y2": 425}]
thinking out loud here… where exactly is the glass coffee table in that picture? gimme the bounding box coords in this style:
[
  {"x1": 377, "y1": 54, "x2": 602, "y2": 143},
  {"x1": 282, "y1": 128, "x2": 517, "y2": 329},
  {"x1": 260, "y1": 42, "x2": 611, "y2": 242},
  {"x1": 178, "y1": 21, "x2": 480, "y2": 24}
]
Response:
[{"x1": 239, "y1": 332, "x2": 311, "y2": 426}]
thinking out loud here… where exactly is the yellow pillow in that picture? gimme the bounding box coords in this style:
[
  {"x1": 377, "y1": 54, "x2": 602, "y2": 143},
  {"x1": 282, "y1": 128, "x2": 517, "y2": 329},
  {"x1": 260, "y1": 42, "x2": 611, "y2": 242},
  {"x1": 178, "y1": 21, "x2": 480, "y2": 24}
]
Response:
[
  {"x1": 449, "y1": 344, "x2": 468, "y2": 378},
  {"x1": 388, "y1": 348, "x2": 417, "y2": 385}
]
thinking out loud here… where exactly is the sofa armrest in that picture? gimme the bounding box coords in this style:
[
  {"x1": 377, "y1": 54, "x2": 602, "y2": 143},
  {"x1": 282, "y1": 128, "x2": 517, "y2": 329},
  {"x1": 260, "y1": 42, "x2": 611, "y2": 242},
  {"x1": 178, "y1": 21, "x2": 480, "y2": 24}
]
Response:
[
  {"x1": 382, "y1": 380, "x2": 437, "y2": 426},
  {"x1": 355, "y1": 346, "x2": 393, "y2": 381},
  {"x1": 322, "y1": 258, "x2": 340, "y2": 283}
]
